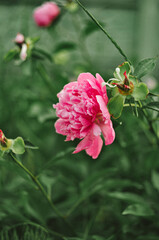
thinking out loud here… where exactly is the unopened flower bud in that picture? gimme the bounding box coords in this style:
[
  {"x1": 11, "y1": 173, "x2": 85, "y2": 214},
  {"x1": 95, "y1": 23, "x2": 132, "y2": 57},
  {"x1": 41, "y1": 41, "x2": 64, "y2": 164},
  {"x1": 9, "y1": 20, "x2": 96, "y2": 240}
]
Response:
[
  {"x1": 33, "y1": 2, "x2": 60, "y2": 27},
  {"x1": 0, "y1": 130, "x2": 13, "y2": 151},
  {"x1": 15, "y1": 33, "x2": 25, "y2": 44},
  {"x1": 20, "y1": 43, "x2": 27, "y2": 61}
]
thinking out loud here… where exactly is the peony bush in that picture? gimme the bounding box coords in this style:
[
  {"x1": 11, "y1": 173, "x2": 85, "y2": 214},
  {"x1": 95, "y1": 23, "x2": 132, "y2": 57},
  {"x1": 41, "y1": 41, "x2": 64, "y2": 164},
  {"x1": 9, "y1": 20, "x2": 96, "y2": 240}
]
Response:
[{"x1": 0, "y1": 0, "x2": 159, "y2": 239}]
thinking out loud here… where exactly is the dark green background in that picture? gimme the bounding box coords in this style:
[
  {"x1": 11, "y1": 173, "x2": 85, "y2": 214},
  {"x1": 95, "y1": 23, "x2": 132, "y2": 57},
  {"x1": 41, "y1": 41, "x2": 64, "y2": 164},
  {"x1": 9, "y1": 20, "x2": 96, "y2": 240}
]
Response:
[{"x1": 0, "y1": 0, "x2": 159, "y2": 239}]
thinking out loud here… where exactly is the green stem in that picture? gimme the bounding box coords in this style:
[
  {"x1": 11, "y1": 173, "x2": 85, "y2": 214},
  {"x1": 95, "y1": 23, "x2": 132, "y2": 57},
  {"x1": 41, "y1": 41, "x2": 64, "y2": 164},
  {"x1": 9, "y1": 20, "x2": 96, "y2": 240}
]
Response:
[
  {"x1": 36, "y1": 62, "x2": 56, "y2": 96},
  {"x1": 138, "y1": 101, "x2": 159, "y2": 143},
  {"x1": 10, "y1": 153, "x2": 75, "y2": 236},
  {"x1": 75, "y1": 0, "x2": 131, "y2": 64},
  {"x1": 66, "y1": 197, "x2": 83, "y2": 217},
  {"x1": 6, "y1": 222, "x2": 64, "y2": 238},
  {"x1": 124, "y1": 103, "x2": 140, "y2": 108}
]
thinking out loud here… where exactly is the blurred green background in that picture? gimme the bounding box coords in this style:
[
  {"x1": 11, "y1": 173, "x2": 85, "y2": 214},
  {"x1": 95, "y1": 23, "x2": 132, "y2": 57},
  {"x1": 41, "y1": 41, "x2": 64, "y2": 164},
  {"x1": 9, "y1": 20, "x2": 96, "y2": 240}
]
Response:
[{"x1": 0, "y1": 0, "x2": 159, "y2": 239}]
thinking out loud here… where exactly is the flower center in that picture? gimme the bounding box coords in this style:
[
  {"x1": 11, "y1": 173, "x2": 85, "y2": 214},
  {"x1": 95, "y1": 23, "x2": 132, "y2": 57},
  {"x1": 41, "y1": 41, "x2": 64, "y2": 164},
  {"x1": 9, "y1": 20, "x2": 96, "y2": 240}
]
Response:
[{"x1": 95, "y1": 113, "x2": 103, "y2": 124}]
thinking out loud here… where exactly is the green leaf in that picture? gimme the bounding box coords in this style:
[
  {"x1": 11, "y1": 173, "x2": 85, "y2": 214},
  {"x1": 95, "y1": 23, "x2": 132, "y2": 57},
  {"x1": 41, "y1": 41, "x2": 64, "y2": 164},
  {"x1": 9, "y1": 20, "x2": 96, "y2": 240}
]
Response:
[
  {"x1": 148, "y1": 92, "x2": 159, "y2": 97},
  {"x1": 142, "y1": 102, "x2": 159, "y2": 112},
  {"x1": 152, "y1": 171, "x2": 159, "y2": 191},
  {"x1": 92, "y1": 236, "x2": 111, "y2": 240},
  {"x1": 132, "y1": 82, "x2": 149, "y2": 100},
  {"x1": 114, "y1": 62, "x2": 131, "y2": 80},
  {"x1": 65, "y1": 2, "x2": 78, "y2": 12},
  {"x1": 107, "y1": 192, "x2": 144, "y2": 203},
  {"x1": 32, "y1": 48, "x2": 53, "y2": 62},
  {"x1": 54, "y1": 42, "x2": 76, "y2": 53},
  {"x1": 4, "y1": 48, "x2": 19, "y2": 62},
  {"x1": 107, "y1": 94, "x2": 125, "y2": 118},
  {"x1": 63, "y1": 238, "x2": 82, "y2": 240},
  {"x1": 53, "y1": 50, "x2": 70, "y2": 65},
  {"x1": 122, "y1": 203, "x2": 154, "y2": 216},
  {"x1": 38, "y1": 110, "x2": 57, "y2": 123},
  {"x1": 82, "y1": 20, "x2": 105, "y2": 37},
  {"x1": 134, "y1": 57, "x2": 157, "y2": 78},
  {"x1": 28, "y1": 36, "x2": 40, "y2": 44},
  {"x1": 147, "y1": 102, "x2": 159, "y2": 109},
  {"x1": 11, "y1": 137, "x2": 25, "y2": 155}
]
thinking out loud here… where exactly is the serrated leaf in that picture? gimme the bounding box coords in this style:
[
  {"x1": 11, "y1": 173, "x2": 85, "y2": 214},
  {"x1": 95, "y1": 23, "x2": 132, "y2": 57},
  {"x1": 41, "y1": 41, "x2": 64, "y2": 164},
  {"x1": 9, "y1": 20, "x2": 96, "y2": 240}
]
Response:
[
  {"x1": 114, "y1": 62, "x2": 131, "y2": 80},
  {"x1": 11, "y1": 137, "x2": 25, "y2": 155},
  {"x1": 122, "y1": 203, "x2": 154, "y2": 216},
  {"x1": 107, "y1": 94, "x2": 125, "y2": 118},
  {"x1": 134, "y1": 57, "x2": 157, "y2": 78},
  {"x1": 132, "y1": 82, "x2": 149, "y2": 100}
]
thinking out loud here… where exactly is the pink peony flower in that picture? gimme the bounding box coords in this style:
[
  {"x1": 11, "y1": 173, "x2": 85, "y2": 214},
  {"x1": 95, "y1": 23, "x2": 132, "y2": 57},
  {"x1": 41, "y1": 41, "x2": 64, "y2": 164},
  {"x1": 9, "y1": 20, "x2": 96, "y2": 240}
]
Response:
[
  {"x1": 33, "y1": 2, "x2": 60, "y2": 27},
  {"x1": 53, "y1": 73, "x2": 115, "y2": 159},
  {"x1": 14, "y1": 33, "x2": 25, "y2": 44}
]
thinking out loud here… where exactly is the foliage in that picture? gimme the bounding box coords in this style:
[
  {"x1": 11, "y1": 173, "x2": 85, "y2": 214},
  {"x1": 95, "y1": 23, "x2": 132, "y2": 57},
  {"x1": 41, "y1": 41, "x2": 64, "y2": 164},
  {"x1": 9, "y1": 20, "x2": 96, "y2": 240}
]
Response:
[{"x1": 0, "y1": 0, "x2": 159, "y2": 239}]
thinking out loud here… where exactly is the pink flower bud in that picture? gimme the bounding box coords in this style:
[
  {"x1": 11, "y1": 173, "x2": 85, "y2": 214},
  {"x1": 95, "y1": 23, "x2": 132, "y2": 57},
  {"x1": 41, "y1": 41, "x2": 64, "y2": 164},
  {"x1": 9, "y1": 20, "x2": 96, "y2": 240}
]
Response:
[
  {"x1": 33, "y1": 2, "x2": 60, "y2": 27},
  {"x1": 20, "y1": 43, "x2": 27, "y2": 61},
  {"x1": 15, "y1": 33, "x2": 25, "y2": 44},
  {"x1": 0, "y1": 129, "x2": 6, "y2": 146}
]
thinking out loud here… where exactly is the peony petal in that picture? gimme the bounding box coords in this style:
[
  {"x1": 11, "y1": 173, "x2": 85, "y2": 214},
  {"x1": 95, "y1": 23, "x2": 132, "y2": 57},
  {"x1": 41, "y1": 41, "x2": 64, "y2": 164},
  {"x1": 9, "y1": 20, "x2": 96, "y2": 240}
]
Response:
[
  {"x1": 86, "y1": 135, "x2": 103, "y2": 159},
  {"x1": 96, "y1": 73, "x2": 108, "y2": 103},
  {"x1": 99, "y1": 120, "x2": 115, "y2": 145},
  {"x1": 54, "y1": 119, "x2": 68, "y2": 136},
  {"x1": 77, "y1": 73, "x2": 96, "y2": 84},
  {"x1": 96, "y1": 95, "x2": 110, "y2": 121},
  {"x1": 92, "y1": 123, "x2": 101, "y2": 136},
  {"x1": 73, "y1": 130, "x2": 94, "y2": 154}
]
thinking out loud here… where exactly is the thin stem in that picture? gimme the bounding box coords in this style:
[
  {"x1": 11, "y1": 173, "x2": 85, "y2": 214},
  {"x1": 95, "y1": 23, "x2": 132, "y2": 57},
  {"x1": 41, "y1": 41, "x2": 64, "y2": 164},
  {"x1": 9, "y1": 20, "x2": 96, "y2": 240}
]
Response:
[
  {"x1": 66, "y1": 197, "x2": 83, "y2": 217},
  {"x1": 138, "y1": 101, "x2": 159, "y2": 143},
  {"x1": 124, "y1": 103, "x2": 140, "y2": 108},
  {"x1": 75, "y1": 0, "x2": 131, "y2": 64},
  {"x1": 6, "y1": 222, "x2": 64, "y2": 238},
  {"x1": 36, "y1": 62, "x2": 56, "y2": 96},
  {"x1": 9, "y1": 153, "x2": 76, "y2": 236}
]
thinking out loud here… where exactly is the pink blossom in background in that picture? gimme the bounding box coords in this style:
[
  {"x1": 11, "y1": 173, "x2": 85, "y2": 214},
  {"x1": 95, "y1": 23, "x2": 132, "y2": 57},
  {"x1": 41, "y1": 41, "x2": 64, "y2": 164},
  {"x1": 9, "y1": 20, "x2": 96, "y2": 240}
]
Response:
[
  {"x1": 33, "y1": 2, "x2": 60, "y2": 27},
  {"x1": 14, "y1": 33, "x2": 25, "y2": 44},
  {"x1": 53, "y1": 73, "x2": 115, "y2": 159}
]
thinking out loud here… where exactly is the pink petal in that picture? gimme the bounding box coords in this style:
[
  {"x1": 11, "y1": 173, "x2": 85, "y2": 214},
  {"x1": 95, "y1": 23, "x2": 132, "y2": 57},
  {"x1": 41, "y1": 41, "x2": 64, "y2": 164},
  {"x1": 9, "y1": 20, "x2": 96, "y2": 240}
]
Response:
[
  {"x1": 96, "y1": 73, "x2": 108, "y2": 103},
  {"x1": 86, "y1": 135, "x2": 103, "y2": 159},
  {"x1": 92, "y1": 123, "x2": 101, "y2": 136},
  {"x1": 54, "y1": 119, "x2": 68, "y2": 136},
  {"x1": 99, "y1": 120, "x2": 115, "y2": 145},
  {"x1": 77, "y1": 73, "x2": 96, "y2": 84},
  {"x1": 73, "y1": 123, "x2": 102, "y2": 158},
  {"x1": 96, "y1": 95, "x2": 110, "y2": 121},
  {"x1": 20, "y1": 43, "x2": 27, "y2": 61},
  {"x1": 73, "y1": 131, "x2": 94, "y2": 154},
  {"x1": 15, "y1": 33, "x2": 24, "y2": 44}
]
